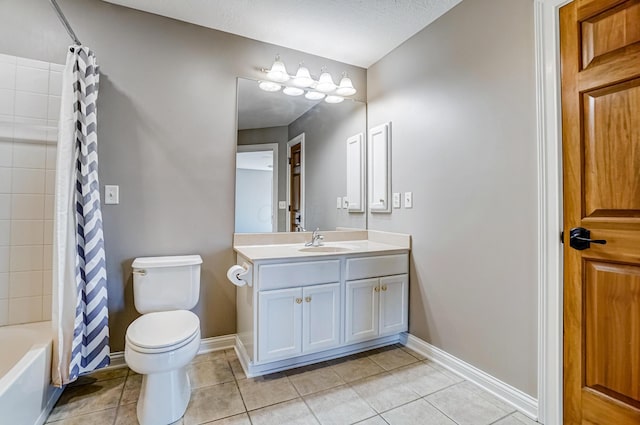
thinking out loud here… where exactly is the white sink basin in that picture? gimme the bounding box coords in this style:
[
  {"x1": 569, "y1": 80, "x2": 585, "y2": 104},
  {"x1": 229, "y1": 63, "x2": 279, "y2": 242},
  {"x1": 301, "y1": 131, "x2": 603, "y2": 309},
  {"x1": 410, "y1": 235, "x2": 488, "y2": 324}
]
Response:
[{"x1": 299, "y1": 245, "x2": 355, "y2": 253}]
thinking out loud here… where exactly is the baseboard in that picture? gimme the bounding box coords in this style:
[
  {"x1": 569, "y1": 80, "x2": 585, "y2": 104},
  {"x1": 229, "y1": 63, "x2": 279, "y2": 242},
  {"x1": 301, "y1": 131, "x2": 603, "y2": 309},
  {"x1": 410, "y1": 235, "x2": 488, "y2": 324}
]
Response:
[
  {"x1": 197, "y1": 334, "x2": 237, "y2": 353},
  {"x1": 105, "y1": 334, "x2": 237, "y2": 370},
  {"x1": 402, "y1": 333, "x2": 539, "y2": 420}
]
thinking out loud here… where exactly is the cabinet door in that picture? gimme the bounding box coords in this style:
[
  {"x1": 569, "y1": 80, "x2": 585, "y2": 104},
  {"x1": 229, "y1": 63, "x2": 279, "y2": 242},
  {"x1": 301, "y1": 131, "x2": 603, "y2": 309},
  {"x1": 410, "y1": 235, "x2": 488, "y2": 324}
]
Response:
[
  {"x1": 379, "y1": 274, "x2": 408, "y2": 336},
  {"x1": 302, "y1": 282, "x2": 341, "y2": 353},
  {"x1": 258, "y1": 287, "x2": 302, "y2": 362},
  {"x1": 345, "y1": 278, "x2": 379, "y2": 343}
]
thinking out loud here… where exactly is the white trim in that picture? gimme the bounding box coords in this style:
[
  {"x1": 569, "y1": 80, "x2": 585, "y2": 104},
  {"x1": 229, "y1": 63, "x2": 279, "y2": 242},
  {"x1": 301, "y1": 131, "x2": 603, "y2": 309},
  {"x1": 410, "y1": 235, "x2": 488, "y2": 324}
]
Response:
[
  {"x1": 236, "y1": 334, "x2": 402, "y2": 378},
  {"x1": 403, "y1": 334, "x2": 538, "y2": 420},
  {"x1": 198, "y1": 334, "x2": 237, "y2": 353},
  {"x1": 105, "y1": 334, "x2": 237, "y2": 370},
  {"x1": 35, "y1": 387, "x2": 63, "y2": 425},
  {"x1": 535, "y1": 1, "x2": 568, "y2": 424},
  {"x1": 287, "y1": 133, "x2": 305, "y2": 231},
  {"x1": 236, "y1": 143, "x2": 279, "y2": 233}
]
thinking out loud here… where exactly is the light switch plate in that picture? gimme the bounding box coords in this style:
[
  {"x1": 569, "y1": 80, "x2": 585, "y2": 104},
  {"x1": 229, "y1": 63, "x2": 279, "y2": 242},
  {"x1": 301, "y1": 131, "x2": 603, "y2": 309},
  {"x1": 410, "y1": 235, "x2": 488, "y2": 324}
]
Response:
[
  {"x1": 342, "y1": 197, "x2": 349, "y2": 209},
  {"x1": 279, "y1": 201, "x2": 287, "y2": 210},
  {"x1": 404, "y1": 192, "x2": 413, "y2": 209},
  {"x1": 393, "y1": 193, "x2": 401, "y2": 208},
  {"x1": 105, "y1": 185, "x2": 119, "y2": 205},
  {"x1": 336, "y1": 197, "x2": 342, "y2": 209}
]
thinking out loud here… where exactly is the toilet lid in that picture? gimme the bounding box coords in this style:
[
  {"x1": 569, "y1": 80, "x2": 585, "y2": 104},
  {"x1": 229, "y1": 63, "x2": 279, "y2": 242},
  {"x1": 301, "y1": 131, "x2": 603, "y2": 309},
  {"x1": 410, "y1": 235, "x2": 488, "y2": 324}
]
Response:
[{"x1": 126, "y1": 310, "x2": 200, "y2": 349}]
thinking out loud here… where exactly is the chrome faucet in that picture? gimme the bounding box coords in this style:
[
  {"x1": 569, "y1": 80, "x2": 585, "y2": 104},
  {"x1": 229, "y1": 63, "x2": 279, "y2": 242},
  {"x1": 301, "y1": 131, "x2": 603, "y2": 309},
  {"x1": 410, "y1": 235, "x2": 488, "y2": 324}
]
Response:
[{"x1": 305, "y1": 228, "x2": 324, "y2": 247}]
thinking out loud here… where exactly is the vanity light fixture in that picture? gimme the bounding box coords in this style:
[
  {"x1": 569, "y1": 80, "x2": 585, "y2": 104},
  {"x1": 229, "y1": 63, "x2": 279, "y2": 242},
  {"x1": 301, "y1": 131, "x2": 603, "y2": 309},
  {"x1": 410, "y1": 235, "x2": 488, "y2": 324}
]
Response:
[
  {"x1": 325, "y1": 95, "x2": 344, "y2": 104},
  {"x1": 315, "y1": 68, "x2": 337, "y2": 93},
  {"x1": 258, "y1": 81, "x2": 282, "y2": 92},
  {"x1": 335, "y1": 73, "x2": 356, "y2": 96},
  {"x1": 292, "y1": 64, "x2": 314, "y2": 88},
  {"x1": 266, "y1": 55, "x2": 290, "y2": 83},
  {"x1": 283, "y1": 86, "x2": 304, "y2": 96},
  {"x1": 305, "y1": 91, "x2": 326, "y2": 100},
  {"x1": 258, "y1": 56, "x2": 357, "y2": 101}
]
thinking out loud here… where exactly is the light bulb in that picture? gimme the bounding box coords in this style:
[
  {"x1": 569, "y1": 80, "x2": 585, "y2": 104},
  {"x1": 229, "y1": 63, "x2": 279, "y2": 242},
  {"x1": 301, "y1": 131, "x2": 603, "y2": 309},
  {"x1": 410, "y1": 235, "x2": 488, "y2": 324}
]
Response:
[
  {"x1": 266, "y1": 55, "x2": 290, "y2": 83},
  {"x1": 336, "y1": 75, "x2": 356, "y2": 96},
  {"x1": 258, "y1": 81, "x2": 282, "y2": 92},
  {"x1": 283, "y1": 86, "x2": 304, "y2": 96},
  {"x1": 292, "y1": 65, "x2": 313, "y2": 88},
  {"x1": 316, "y1": 70, "x2": 336, "y2": 93},
  {"x1": 325, "y1": 95, "x2": 344, "y2": 104},
  {"x1": 305, "y1": 91, "x2": 325, "y2": 100}
]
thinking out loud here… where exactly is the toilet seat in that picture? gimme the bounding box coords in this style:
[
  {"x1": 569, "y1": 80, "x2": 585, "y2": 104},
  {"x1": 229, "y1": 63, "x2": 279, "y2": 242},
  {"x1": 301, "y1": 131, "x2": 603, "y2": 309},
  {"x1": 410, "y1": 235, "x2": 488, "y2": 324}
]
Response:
[{"x1": 126, "y1": 310, "x2": 200, "y2": 354}]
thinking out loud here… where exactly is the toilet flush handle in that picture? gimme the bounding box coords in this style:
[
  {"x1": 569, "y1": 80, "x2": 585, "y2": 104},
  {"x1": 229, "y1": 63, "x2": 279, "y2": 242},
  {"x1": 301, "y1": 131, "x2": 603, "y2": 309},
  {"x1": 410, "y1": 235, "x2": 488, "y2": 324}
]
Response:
[{"x1": 133, "y1": 269, "x2": 147, "y2": 276}]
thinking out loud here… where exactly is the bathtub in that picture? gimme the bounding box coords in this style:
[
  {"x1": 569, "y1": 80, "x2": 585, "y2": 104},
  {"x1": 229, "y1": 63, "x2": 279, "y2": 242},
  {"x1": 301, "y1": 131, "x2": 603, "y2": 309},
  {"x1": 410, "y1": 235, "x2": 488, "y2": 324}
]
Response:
[{"x1": 0, "y1": 321, "x2": 63, "y2": 425}]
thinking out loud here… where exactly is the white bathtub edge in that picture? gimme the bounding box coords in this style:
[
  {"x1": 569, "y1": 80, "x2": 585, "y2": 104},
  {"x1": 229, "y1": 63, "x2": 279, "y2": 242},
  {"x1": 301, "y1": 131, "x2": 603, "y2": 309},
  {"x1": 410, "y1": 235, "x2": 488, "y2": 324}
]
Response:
[{"x1": 35, "y1": 385, "x2": 64, "y2": 425}]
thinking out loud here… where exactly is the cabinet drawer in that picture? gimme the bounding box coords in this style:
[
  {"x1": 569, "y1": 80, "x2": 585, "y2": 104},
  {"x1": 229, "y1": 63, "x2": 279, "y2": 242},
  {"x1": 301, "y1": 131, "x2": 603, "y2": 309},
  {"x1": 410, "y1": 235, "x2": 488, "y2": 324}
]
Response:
[
  {"x1": 346, "y1": 254, "x2": 408, "y2": 280},
  {"x1": 258, "y1": 260, "x2": 340, "y2": 290}
]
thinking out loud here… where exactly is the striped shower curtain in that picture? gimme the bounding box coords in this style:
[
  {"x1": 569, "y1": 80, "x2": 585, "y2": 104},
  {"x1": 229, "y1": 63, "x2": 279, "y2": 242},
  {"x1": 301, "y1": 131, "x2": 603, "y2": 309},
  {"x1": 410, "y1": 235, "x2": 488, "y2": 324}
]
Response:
[{"x1": 52, "y1": 46, "x2": 109, "y2": 387}]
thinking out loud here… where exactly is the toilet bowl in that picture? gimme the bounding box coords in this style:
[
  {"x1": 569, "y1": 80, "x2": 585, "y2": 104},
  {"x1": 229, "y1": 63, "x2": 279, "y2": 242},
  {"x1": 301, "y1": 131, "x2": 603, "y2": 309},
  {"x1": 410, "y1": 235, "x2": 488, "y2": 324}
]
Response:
[
  {"x1": 124, "y1": 255, "x2": 203, "y2": 425},
  {"x1": 125, "y1": 310, "x2": 200, "y2": 425}
]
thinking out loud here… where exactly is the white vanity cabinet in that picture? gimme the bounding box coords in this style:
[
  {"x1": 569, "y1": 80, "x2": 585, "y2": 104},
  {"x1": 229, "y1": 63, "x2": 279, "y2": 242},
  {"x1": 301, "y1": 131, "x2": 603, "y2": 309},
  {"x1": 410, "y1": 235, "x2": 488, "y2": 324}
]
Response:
[
  {"x1": 258, "y1": 282, "x2": 341, "y2": 362},
  {"x1": 234, "y1": 248, "x2": 409, "y2": 377},
  {"x1": 345, "y1": 275, "x2": 408, "y2": 343},
  {"x1": 345, "y1": 254, "x2": 409, "y2": 343}
]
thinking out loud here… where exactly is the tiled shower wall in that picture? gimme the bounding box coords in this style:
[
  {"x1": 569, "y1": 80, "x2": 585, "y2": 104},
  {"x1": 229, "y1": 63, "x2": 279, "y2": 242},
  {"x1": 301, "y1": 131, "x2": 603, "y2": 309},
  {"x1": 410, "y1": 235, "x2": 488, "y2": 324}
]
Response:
[{"x1": 0, "y1": 53, "x2": 63, "y2": 325}]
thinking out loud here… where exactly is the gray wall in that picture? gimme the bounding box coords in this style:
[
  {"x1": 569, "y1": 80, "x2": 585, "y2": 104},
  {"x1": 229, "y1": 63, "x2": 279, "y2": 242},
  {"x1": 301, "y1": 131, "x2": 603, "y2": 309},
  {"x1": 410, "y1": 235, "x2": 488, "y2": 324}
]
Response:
[
  {"x1": 237, "y1": 126, "x2": 289, "y2": 231},
  {"x1": 0, "y1": 0, "x2": 365, "y2": 351},
  {"x1": 367, "y1": 0, "x2": 538, "y2": 396},
  {"x1": 289, "y1": 101, "x2": 367, "y2": 232}
]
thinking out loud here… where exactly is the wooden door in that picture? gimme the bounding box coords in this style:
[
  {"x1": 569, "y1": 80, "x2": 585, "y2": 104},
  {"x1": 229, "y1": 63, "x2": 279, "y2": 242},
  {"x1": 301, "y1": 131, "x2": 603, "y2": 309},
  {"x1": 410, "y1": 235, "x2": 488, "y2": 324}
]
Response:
[
  {"x1": 345, "y1": 278, "x2": 379, "y2": 343},
  {"x1": 560, "y1": 0, "x2": 640, "y2": 423},
  {"x1": 302, "y1": 282, "x2": 341, "y2": 353},
  {"x1": 379, "y1": 274, "x2": 408, "y2": 336},
  {"x1": 258, "y1": 287, "x2": 302, "y2": 362},
  {"x1": 289, "y1": 142, "x2": 302, "y2": 231}
]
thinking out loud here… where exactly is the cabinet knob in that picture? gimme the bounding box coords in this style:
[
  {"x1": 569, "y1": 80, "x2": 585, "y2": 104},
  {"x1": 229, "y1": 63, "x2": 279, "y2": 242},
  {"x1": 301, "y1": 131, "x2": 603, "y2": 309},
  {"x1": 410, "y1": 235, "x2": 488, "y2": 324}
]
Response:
[
  {"x1": 295, "y1": 298, "x2": 302, "y2": 304},
  {"x1": 374, "y1": 286, "x2": 380, "y2": 292},
  {"x1": 305, "y1": 296, "x2": 312, "y2": 303},
  {"x1": 381, "y1": 285, "x2": 387, "y2": 291}
]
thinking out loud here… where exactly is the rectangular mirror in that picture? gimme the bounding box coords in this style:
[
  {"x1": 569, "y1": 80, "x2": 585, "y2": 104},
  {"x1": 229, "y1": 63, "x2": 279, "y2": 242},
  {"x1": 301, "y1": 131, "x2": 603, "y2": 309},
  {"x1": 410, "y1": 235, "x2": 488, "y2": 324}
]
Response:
[{"x1": 235, "y1": 77, "x2": 367, "y2": 233}]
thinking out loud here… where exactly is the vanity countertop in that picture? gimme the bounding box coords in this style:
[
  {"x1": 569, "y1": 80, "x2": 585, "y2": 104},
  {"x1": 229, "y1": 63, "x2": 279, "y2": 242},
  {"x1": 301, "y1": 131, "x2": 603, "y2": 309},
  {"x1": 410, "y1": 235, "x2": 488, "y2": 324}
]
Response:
[{"x1": 233, "y1": 230, "x2": 411, "y2": 262}]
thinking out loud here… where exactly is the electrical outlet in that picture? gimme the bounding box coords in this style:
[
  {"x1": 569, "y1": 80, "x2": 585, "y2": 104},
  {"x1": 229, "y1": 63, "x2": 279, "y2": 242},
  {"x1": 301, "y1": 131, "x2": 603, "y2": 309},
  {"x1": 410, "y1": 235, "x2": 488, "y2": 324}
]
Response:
[
  {"x1": 279, "y1": 201, "x2": 287, "y2": 210},
  {"x1": 404, "y1": 192, "x2": 413, "y2": 209},
  {"x1": 393, "y1": 193, "x2": 401, "y2": 208},
  {"x1": 337, "y1": 197, "x2": 342, "y2": 209}
]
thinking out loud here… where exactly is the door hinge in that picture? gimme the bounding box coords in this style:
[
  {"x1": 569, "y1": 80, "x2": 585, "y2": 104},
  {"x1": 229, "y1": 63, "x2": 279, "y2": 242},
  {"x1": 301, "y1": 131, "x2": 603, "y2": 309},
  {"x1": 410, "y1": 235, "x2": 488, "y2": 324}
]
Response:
[
  {"x1": 288, "y1": 205, "x2": 291, "y2": 211},
  {"x1": 560, "y1": 231, "x2": 564, "y2": 244},
  {"x1": 288, "y1": 158, "x2": 291, "y2": 164}
]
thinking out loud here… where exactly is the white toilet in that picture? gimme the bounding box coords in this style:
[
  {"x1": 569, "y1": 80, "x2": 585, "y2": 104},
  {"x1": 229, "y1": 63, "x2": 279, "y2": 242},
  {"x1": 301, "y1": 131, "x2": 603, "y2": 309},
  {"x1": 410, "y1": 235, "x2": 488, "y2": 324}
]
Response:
[{"x1": 124, "y1": 255, "x2": 203, "y2": 425}]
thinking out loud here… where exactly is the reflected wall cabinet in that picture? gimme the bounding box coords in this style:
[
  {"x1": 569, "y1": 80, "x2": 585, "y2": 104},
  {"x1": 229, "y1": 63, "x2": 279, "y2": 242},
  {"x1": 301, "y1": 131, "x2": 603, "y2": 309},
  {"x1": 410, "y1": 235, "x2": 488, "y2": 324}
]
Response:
[
  {"x1": 346, "y1": 133, "x2": 365, "y2": 212},
  {"x1": 368, "y1": 122, "x2": 391, "y2": 213}
]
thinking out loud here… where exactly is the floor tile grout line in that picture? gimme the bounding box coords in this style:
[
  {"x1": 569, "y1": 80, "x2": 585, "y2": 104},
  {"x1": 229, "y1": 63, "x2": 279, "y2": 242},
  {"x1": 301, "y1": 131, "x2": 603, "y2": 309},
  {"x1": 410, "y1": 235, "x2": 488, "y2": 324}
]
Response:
[
  {"x1": 422, "y1": 395, "x2": 464, "y2": 425},
  {"x1": 287, "y1": 370, "x2": 323, "y2": 424},
  {"x1": 110, "y1": 370, "x2": 129, "y2": 425},
  {"x1": 488, "y1": 411, "x2": 518, "y2": 425}
]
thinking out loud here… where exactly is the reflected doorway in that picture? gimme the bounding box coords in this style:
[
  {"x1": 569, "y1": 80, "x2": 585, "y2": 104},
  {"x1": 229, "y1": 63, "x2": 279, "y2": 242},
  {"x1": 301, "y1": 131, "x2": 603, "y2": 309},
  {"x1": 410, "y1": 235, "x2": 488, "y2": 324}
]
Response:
[
  {"x1": 235, "y1": 143, "x2": 278, "y2": 233},
  {"x1": 287, "y1": 134, "x2": 305, "y2": 231}
]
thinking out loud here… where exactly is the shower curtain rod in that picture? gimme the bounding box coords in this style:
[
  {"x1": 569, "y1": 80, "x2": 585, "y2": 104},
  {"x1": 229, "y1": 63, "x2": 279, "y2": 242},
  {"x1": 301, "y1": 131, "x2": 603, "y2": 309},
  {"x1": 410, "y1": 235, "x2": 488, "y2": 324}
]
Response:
[{"x1": 49, "y1": 0, "x2": 82, "y2": 46}]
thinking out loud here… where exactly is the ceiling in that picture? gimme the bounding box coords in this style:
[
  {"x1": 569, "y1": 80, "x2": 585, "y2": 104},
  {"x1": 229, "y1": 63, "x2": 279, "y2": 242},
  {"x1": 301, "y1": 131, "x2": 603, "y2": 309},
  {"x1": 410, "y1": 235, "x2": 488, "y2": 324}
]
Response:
[
  {"x1": 237, "y1": 78, "x2": 321, "y2": 130},
  {"x1": 101, "y1": 0, "x2": 462, "y2": 68}
]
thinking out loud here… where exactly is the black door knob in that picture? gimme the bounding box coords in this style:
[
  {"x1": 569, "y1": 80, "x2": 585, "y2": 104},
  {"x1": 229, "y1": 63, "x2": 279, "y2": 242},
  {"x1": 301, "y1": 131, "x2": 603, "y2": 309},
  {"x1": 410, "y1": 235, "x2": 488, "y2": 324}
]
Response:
[{"x1": 569, "y1": 227, "x2": 607, "y2": 251}]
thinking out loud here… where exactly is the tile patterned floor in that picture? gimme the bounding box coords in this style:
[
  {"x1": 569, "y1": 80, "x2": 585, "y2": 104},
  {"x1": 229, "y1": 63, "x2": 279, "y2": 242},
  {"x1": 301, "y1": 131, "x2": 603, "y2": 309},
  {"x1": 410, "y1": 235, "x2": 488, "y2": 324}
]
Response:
[{"x1": 44, "y1": 345, "x2": 539, "y2": 425}]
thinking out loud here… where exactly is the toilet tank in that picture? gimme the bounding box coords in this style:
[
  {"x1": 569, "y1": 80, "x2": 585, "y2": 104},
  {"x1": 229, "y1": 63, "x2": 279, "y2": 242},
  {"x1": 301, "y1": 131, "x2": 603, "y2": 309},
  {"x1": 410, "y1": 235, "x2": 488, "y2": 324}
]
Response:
[{"x1": 131, "y1": 255, "x2": 202, "y2": 314}]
